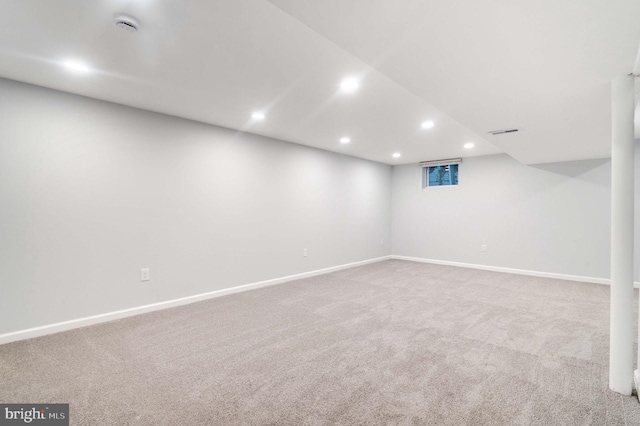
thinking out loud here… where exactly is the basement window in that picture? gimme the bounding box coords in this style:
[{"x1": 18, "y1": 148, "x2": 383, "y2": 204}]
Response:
[{"x1": 421, "y1": 159, "x2": 460, "y2": 188}]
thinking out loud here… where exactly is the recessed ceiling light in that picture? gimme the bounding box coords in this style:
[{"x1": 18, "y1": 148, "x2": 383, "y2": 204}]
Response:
[
  {"x1": 392, "y1": 153, "x2": 401, "y2": 158},
  {"x1": 421, "y1": 120, "x2": 435, "y2": 129},
  {"x1": 340, "y1": 78, "x2": 359, "y2": 93},
  {"x1": 251, "y1": 112, "x2": 265, "y2": 120},
  {"x1": 340, "y1": 137, "x2": 351, "y2": 144},
  {"x1": 464, "y1": 142, "x2": 475, "y2": 149},
  {"x1": 63, "y1": 61, "x2": 89, "y2": 73}
]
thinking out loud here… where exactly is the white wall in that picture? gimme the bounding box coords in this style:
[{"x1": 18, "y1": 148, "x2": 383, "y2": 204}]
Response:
[
  {"x1": 0, "y1": 78, "x2": 391, "y2": 334},
  {"x1": 392, "y1": 152, "x2": 640, "y2": 281}
]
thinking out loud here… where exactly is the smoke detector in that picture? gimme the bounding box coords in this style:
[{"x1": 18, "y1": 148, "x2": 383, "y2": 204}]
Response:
[{"x1": 115, "y1": 15, "x2": 139, "y2": 32}]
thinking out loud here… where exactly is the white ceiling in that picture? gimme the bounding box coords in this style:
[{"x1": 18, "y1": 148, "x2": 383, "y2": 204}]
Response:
[{"x1": 0, "y1": 1, "x2": 638, "y2": 165}]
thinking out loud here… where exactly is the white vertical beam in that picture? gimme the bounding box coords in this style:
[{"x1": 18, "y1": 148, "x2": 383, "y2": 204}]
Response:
[
  {"x1": 633, "y1": 53, "x2": 640, "y2": 399},
  {"x1": 610, "y1": 74, "x2": 635, "y2": 395}
]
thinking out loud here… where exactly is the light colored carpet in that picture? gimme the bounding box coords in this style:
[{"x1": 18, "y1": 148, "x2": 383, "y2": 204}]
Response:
[{"x1": 1, "y1": 259, "x2": 639, "y2": 425}]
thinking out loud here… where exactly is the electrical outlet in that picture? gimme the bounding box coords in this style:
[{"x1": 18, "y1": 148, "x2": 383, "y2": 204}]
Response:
[
  {"x1": 141, "y1": 268, "x2": 150, "y2": 282},
  {"x1": 481, "y1": 244, "x2": 487, "y2": 252},
  {"x1": 303, "y1": 248, "x2": 308, "y2": 257}
]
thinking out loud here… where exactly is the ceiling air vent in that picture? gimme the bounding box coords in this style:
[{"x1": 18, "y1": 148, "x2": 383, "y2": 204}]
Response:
[{"x1": 488, "y1": 128, "x2": 519, "y2": 135}]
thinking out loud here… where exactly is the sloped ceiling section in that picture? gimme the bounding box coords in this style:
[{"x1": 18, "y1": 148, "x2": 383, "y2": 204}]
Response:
[
  {"x1": 0, "y1": 1, "x2": 638, "y2": 165},
  {"x1": 0, "y1": 0, "x2": 499, "y2": 165},
  {"x1": 269, "y1": 0, "x2": 640, "y2": 165}
]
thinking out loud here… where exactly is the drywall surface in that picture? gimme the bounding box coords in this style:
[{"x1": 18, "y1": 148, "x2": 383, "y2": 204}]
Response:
[
  {"x1": 391, "y1": 152, "x2": 637, "y2": 281},
  {"x1": 0, "y1": 78, "x2": 391, "y2": 334}
]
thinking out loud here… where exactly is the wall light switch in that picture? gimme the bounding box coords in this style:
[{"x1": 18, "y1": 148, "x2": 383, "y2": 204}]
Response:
[
  {"x1": 303, "y1": 248, "x2": 308, "y2": 257},
  {"x1": 481, "y1": 244, "x2": 487, "y2": 252},
  {"x1": 141, "y1": 268, "x2": 150, "y2": 282}
]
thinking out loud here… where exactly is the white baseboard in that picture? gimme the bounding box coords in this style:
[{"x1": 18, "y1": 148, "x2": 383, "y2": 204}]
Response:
[
  {"x1": 391, "y1": 255, "x2": 640, "y2": 288},
  {"x1": 0, "y1": 255, "x2": 391, "y2": 346}
]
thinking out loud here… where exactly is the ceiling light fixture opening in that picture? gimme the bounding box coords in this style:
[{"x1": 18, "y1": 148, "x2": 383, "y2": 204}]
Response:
[
  {"x1": 392, "y1": 153, "x2": 401, "y2": 158},
  {"x1": 464, "y1": 142, "x2": 475, "y2": 149},
  {"x1": 63, "y1": 61, "x2": 89, "y2": 73},
  {"x1": 340, "y1": 137, "x2": 351, "y2": 144},
  {"x1": 340, "y1": 78, "x2": 359, "y2": 93},
  {"x1": 251, "y1": 112, "x2": 265, "y2": 120},
  {"x1": 421, "y1": 120, "x2": 435, "y2": 129}
]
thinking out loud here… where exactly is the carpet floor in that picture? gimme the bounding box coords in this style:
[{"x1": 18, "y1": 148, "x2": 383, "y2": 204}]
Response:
[{"x1": 1, "y1": 259, "x2": 639, "y2": 425}]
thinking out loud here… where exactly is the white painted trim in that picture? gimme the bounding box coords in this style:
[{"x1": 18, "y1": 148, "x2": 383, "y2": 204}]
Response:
[
  {"x1": 0, "y1": 256, "x2": 391, "y2": 345},
  {"x1": 634, "y1": 370, "x2": 640, "y2": 399},
  {"x1": 391, "y1": 255, "x2": 640, "y2": 287}
]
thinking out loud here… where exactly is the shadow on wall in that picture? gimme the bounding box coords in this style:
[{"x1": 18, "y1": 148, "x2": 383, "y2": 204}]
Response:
[
  {"x1": 531, "y1": 158, "x2": 611, "y2": 186},
  {"x1": 530, "y1": 158, "x2": 610, "y2": 178}
]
